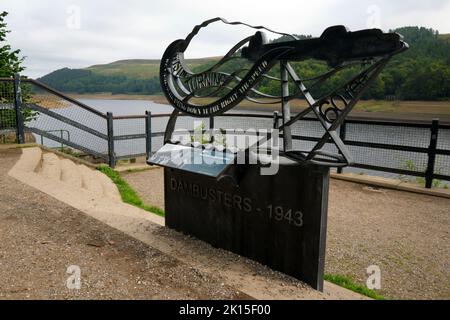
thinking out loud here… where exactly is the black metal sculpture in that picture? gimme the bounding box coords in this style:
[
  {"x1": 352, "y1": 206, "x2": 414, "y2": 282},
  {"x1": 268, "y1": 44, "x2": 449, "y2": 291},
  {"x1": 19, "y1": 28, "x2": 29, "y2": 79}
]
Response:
[
  {"x1": 153, "y1": 18, "x2": 409, "y2": 291},
  {"x1": 160, "y1": 17, "x2": 408, "y2": 167}
]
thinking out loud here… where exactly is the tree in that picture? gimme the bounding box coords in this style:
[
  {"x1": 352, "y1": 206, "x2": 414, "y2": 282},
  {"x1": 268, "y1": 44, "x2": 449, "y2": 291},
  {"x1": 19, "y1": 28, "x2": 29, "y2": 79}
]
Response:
[
  {"x1": 0, "y1": 11, "x2": 25, "y2": 77},
  {"x1": 0, "y1": 11, "x2": 35, "y2": 142}
]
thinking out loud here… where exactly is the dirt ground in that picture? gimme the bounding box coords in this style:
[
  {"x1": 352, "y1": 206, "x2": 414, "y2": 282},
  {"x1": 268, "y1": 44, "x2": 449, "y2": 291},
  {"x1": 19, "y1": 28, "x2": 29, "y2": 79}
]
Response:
[
  {"x1": 122, "y1": 167, "x2": 450, "y2": 300},
  {"x1": 122, "y1": 168, "x2": 165, "y2": 209},
  {"x1": 0, "y1": 149, "x2": 247, "y2": 300}
]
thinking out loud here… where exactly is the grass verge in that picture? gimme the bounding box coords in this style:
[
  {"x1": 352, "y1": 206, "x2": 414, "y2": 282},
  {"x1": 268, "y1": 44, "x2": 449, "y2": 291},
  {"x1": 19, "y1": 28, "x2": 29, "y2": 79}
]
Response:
[
  {"x1": 98, "y1": 165, "x2": 165, "y2": 217},
  {"x1": 122, "y1": 167, "x2": 155, "y2": 174},
  {"x1": 324, "y1": 273, "x2": 385, "y2": 300}
]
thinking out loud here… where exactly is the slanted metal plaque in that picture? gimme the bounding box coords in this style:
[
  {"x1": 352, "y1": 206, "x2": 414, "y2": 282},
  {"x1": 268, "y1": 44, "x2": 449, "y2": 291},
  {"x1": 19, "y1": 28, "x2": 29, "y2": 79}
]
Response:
[{"x1": 148, "y1": 143, "x2": 236, "y2": 178}]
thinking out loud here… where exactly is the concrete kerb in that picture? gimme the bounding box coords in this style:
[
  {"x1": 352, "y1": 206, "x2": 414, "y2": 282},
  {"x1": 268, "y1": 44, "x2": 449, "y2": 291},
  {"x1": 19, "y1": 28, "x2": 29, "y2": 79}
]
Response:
[{"x1": 331, "y1": 172, "x2": 450, "y2": 199}]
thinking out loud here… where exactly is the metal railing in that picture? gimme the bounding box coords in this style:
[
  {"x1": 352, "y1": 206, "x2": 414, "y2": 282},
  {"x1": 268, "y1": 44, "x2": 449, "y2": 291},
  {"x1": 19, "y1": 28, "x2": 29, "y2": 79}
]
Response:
[
  {"x1": 0, "y1": 75, "x2": 152, "y2": 168},
  {"x1": 40, "y1": 129, "x2": 71, "y2": 150},
  {"x1": 109, "y1": 111, "x2": 450, "y2": 188},
  {"x1": 334, "y1": 117, "x2": 450, "y2": 188},
  {"x1": 1, "y1": 74, "x2": 449, "y2": 188},
  {"x1": 282, "y1": 115, "x2": 450, "y2": 188}
]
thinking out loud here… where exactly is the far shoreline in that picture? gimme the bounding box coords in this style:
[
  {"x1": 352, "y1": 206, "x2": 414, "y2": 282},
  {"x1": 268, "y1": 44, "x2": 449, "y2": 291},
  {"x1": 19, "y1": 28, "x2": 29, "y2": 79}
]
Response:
[
  {"x1": 71, "y1": 93, "x2": 164, "y2": 101},
  {"x1": 69, "y1": 93, "x2": 450, "y2": 123}
]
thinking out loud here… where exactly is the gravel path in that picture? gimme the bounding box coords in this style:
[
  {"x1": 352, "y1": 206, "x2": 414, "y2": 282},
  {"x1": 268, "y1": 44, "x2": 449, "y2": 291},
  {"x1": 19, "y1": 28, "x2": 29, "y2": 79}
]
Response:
[
  {"x1": 0, "y1": 149, "x2": 247, "y2": 300},
  {"x1": 123, "y1": 167, "x2": 450, "y2": 300}
]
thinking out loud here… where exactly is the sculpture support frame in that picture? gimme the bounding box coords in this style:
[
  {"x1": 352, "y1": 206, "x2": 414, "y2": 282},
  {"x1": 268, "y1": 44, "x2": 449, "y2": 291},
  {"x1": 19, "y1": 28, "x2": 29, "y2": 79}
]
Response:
[{"x1": 164, "y1": 162, "x2": 330, "y2": 291}]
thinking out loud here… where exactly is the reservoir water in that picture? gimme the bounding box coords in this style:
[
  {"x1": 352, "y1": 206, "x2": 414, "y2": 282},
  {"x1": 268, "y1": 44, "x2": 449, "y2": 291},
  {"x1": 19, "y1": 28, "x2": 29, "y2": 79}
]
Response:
[{"x1": 78, "y1": 99, "x2": 174, "y2": 115}]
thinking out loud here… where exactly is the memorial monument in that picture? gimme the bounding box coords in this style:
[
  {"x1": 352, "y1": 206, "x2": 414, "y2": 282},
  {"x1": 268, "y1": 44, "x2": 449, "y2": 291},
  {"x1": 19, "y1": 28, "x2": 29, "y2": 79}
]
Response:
[{"x1": 149, "y1": 18, "x2": 408, "y2": 290}]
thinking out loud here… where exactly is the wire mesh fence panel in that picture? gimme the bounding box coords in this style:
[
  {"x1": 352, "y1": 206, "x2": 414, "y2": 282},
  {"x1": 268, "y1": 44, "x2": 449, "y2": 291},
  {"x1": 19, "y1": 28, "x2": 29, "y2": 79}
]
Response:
[
  {"x1": 435, "y1": 154, "x2": 450, "y2": 177},
  {"x1": 151, "y1": 116, "x2": 170, "y2": 134},
  {"x1": 289, "y1": 138, "x2": 340, "y2": 158},
  {"x1": 26, "y1": 87, "x2": 107, "y2": 134},
  {"x1": 345, "y1": 122, "x2": 431, "y2": 148},
  {"x1": 26, "y1": 110, "x2": 109, "y2": 157},
  {"x1": 114, "y1": 138, "x2": 146, "y2": 158},
  {"x1": 435, "y1": 128, "x2": 450, "y2": 180},
  {"x1": 173, "y1": 116, "x2": 211, "y2": 132},
  {"x1": 214, "y1": 115, "x2": 276, "y2": 151},
  {"x1": 113, "y1": 117, "x2": 145, "y2": 136},
  {"x1": 437, "y1": 128, "x2": 450, "y2": 150},
  {"x1": 112, "y1": 117, "x2": 146, "y2": 158},
  {"x1": 289, "y1": 118, "x2": 334, "y2": 157},
  {"x1": 151, "y1": 135, "x2": 164, "y2": 153},
  {"x1": 215, "y1": 115, "x2": 272, "y2": 131},
  {"x1": 290, "y1": 118, "x2": 328, "y2": 139},
  {"x1": 17, "y1": 80, "x2": 109, "y2": 159},
  {"x1": 348, "y1": 145, "x2": 429, "y2": 173},
  {"x1": 149, "y1": 115, "x2": 169, "y2": 153},
  {"x1": 291, "y1": 139, "x2": 316, "y2": 152},
  {"x1": 0, "y1": 80, "x2": 16, "y2": 143},
  {"x1": 317, "y1": 141, "x2": 340, "y2": 156}
]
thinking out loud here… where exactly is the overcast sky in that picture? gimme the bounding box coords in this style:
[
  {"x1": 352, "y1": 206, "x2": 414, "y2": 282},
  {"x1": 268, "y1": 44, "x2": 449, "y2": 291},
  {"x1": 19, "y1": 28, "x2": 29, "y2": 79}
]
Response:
[{"x1": 3, "y1": 0, "x2": 450, "y2": 78}]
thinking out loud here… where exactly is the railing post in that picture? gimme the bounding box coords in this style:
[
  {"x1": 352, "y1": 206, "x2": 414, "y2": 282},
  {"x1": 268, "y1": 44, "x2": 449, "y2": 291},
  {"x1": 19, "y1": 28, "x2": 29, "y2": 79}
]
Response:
[
  {"x1": 106, "y1": 112, "x2": 116, "y2": 168},
  {"x1": 273, "y1": 111, "x2": 279, "y2": 129},
  {"x1": 337, "y1": 120, "x2": 347, "y2": 174},
  {"x1": 145, "y1": 111, "x2": 152, "y2": 159},
  {"x1": 13, "y1": 73, "x2": 25, "y2": 144},
  {"x1": 280, "y1": 61, "x2": 292, "y2": 151},
  {"x1": 425, "y1": 119, "x2": 439, "y2": 189},
  {"x1": 271, "y1": 111, "x2": 280, "y2": 154},
  {"x1": 209, "y1": 116, "x2": 215, "y2": 143},
  {"x1": 60, "y1": 129, "x2": 64, "y2": 150}
]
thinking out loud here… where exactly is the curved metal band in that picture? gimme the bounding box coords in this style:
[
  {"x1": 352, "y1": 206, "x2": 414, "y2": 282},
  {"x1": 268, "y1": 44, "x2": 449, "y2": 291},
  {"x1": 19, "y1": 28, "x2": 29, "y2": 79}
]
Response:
[{"x1": 164, "y1": 109, "x2": 180, "y2": 144}]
